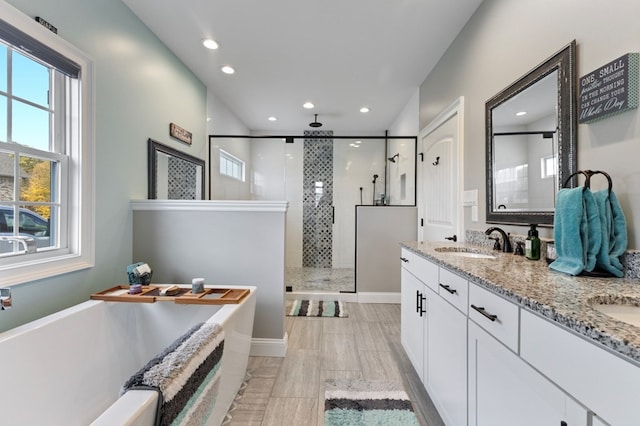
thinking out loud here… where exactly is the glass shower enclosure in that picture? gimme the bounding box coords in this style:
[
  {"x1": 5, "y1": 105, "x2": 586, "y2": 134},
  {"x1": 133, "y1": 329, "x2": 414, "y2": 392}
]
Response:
[{"x1": 209, "y1": 132, "x2": 416, "y2": 293}]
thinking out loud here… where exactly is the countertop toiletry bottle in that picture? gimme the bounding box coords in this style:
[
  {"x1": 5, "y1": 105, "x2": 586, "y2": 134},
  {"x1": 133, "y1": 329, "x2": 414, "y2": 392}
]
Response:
[
  {"x1": 545, "y1": 241, "x2": 557, "y2": 264},
  {"x1": 525, "y1": 224, "x2": 541, "y2": 260}
]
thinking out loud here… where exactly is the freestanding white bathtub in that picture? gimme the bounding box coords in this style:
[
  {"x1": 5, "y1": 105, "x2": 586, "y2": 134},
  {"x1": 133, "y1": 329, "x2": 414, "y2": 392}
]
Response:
[{"x1": 0, "y1": 286, "x2": 256, "y2": 425}]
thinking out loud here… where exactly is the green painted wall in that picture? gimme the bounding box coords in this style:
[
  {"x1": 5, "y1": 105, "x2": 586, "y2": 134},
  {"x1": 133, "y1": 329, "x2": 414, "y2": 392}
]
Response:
[{"x1": 2, "y1": 0, "x2": 207, "y2": 332}]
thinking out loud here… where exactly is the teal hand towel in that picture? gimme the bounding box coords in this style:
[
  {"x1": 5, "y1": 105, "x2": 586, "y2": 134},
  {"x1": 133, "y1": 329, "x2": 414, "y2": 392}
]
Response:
[
  {"x1": 593, "y1": 189, "x2": 627, "y2": 277},
  {"x1": 550, "y1": 187, "x2": 601, "y2": 275}
]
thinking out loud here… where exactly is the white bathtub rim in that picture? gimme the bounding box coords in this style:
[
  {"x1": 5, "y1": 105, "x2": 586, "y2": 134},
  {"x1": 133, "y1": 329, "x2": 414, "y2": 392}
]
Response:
[
  {"x1": 90, "y1": 390, "x2": 159, "y2": 426},
  {"x1": 0, "y1": 298, "x2": 102, "y2": 342},
  {"x1": 0, "y1": 285, "x2": 256, "y2": 340}
]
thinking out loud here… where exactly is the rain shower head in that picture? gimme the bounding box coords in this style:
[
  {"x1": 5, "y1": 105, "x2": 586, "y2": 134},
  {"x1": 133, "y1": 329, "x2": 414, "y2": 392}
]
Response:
[
  {"x1": 309, "y1": 114, "x2": 322, "y2": 128},
  {"x1": 372, "y1": 174, "x2": 379, "y2": 183},
  {"x1": 388, "y1": 153, "x2": 399, "y2": 163}
]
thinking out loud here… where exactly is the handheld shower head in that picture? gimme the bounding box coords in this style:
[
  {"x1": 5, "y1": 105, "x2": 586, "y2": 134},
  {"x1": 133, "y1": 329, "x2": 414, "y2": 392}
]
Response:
[{"x1": 388, "y1": 153, "x2": 399, "y2": 163}]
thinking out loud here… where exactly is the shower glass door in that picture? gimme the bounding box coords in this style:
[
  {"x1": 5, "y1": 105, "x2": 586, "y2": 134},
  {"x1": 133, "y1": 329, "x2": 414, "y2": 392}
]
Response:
[{"x1": 209, "y1": 134, "x2": 415, "y2": 293}]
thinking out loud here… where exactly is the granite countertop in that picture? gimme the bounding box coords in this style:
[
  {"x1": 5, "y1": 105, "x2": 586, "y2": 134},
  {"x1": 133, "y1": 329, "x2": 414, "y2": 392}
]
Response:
[{"x1": 401, "y1": 240, "x2": 640, "y2": 366}]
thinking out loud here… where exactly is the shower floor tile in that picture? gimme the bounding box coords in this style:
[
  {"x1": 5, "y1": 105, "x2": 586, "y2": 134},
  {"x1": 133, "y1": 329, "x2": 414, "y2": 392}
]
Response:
[{"x1": 286, "y1": 267, "x2": 354, "y2": 292}]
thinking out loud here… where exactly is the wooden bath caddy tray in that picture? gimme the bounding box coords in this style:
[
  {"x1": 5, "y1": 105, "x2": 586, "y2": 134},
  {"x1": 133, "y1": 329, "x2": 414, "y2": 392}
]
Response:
[{"x1": 90, "y1": 285, "x2": 249, "y2": 305}]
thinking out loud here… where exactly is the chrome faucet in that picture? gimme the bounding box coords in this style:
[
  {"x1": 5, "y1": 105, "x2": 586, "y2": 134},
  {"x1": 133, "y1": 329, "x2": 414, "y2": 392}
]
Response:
[
  {"x1": 0, "y1": 236, "x2": 37, "y2": 254},
  {"x1": 0, "y1": 288, "x2": 12, "y2": 310},
  {"x1": 485, "y1": 227, "x2": 513, "y2": 253}
]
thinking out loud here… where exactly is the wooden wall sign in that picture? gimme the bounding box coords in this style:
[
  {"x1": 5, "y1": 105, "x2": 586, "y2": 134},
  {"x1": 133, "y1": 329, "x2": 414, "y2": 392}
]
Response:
[
  {"x1": 35, "y1": 17, "x2": 57, "y2": 34},
  {"x1": 169, "y1": 122, "x2": 192, "y2": 145},
  {"x1": 579, "y1": 53, "x2": 639, "y2": 123}
]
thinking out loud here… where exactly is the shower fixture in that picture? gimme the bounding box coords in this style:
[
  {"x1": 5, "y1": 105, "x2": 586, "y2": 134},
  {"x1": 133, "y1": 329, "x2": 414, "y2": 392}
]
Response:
[
  {"x1": 372, "y1": 174, "x2": 379, "y2": 205},
  {"x1": 388, "y1": 153, "x2": 399, "y2": 163},
  {"x1": 309, "y1": 114, "x2": 323, "y2": 128}
]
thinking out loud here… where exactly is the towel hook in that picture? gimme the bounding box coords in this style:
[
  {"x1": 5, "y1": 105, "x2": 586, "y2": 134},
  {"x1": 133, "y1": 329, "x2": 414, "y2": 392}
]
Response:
[
  {"x1": 587, "y1": 170, "x2": 613, "y2": 195},
  {"x1": 563, "y1": 170, "x2": 591, "y2": 190},
  {"x1": 563, "y1": 170, "x2": 613, "y2": 194}
]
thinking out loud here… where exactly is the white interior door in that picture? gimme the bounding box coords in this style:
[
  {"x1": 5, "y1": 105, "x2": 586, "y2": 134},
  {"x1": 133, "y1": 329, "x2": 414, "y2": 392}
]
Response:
[{"x1": 418, "y1": 98, "x2": 464, "y2": 243}]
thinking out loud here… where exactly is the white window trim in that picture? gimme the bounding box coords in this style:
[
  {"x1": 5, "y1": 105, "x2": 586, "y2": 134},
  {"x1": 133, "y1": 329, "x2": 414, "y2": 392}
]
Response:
[
  {"x1": 1, "y1": 2, "x2": 95, "y2": 286},
  {"x1": 219, "y1": 149, "x2": 245, "y2": 182}
]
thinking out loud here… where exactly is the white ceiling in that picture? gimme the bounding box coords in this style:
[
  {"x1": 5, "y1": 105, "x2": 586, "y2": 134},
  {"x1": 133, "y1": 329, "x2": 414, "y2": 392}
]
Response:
[{"x1": 122, "y1": 0, "x2": 483, "y2": 133}]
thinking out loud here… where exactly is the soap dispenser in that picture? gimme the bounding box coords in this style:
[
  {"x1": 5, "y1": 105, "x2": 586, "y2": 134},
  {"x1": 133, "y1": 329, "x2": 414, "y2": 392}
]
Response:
[{"x1": 525, "y1": 224, "x2": 541, "y2": 260}]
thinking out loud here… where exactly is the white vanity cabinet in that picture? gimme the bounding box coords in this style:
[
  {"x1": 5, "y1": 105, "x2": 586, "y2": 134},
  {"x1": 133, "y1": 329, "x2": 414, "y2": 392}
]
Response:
[
  {"x1": 521, "y1": 310, "x2": 640, "y2": 426},
  {"x1": 467, "y1": 281, "x2": 586, "y2": 425},
  {"x1": 401, "y1": 266, "x2": 427, "y2": 380},
  {"x1": 468, "y1": 320, "x2": 585, "y2": 426},
  {"x1": 427, "y1": 278, "x2": 467, "y2": 426},
  {"x1": 400, "y1": 249, "x2": 468, "y2": 426},
  {"x1": 400, "y1": 247, "x2": 601, "y2": 426}
]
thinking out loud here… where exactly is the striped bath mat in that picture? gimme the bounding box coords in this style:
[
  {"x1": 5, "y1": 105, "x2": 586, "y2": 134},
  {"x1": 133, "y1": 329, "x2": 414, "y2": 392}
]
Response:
[
  {"x1": 287, "y1": 299, "x2": 348, "y2": 317},
  {"x1": 121, "y1": 322, "x2": 225, "y2": 426},
  {"x1": 324, "y1": 379, "x2": 419, "y2": 426}
]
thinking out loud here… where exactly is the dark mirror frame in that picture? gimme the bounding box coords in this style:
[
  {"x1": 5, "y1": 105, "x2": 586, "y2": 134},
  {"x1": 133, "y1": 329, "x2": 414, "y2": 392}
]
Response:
[
  {"x1": 486, "y1": 40, "x2": 577, "y2": 226},
  {"x1": 148, "y1": 138, "x2": 205, "y2": 200}
]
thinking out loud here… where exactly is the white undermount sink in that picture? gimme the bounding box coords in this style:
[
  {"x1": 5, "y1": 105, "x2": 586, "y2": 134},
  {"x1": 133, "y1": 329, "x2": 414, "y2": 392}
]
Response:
[
  {"x1": 434, "y1": 247, "x2": 497, "y2": 259},
  {"x1": 591, "y1": 302, "x2": 640, "y2": 328}
]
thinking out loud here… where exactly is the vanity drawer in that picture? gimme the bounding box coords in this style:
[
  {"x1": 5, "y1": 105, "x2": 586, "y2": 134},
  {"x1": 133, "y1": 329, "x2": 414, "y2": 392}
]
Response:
[
  {"x1": 438, "y1": 267, "x2": 468, "y2": 314},
  {"x1": 521, "y1": 310, "x2": 640, "y2": 426},
  {"x1": 468, "y1": 283, "x2": 519, "y2": 352},
  {"x1": 400, "y1": 248, "x2": 439, "y2": 291}
]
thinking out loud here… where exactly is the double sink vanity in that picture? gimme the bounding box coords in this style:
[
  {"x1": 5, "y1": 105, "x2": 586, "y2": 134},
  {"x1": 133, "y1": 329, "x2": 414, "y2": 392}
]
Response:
[
  {"x1": 400, "y1": 240, "x2": 640, "y2": 426},
  {"x1": 402, "y1": 36, "x2": 640, "y2": 425}
]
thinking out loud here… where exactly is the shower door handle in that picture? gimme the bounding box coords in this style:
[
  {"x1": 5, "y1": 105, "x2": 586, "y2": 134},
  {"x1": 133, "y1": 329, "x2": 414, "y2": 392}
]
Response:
[{"x1": 332, "y1": 206, "x2": 335, "y2": 224}]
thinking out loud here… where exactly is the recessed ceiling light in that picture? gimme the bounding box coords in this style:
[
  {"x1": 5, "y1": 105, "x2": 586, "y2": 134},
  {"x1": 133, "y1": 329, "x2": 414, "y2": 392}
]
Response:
[
  {"x1": 360, "y1": 107, "x2": 370, "y2": 113},
  {"x1": 202, "y1": 39, "x2": 219, "y2": 50},
  {"x1": 268, "y1": 116, "x2": 277, "y2": 121},
  {"x1": 303, "y1": 102, "x2": 314, "y2": 109},
  {"x1": 515, "y1": 111, "x2": 527, "y2": 116},
  {"x1": 355, "y1": 140, "x2": 362, "y2": 144},
  {"x1": 221, "y1": 66, "x2": 235, "y2": 74}
]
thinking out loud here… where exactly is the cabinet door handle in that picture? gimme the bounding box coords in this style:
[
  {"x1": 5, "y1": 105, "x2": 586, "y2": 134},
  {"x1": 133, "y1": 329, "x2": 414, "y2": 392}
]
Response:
[
  {"x1": 439, "y1": 283, "x2": 457, "y2": 295},
  {"x1": 400, "y1": 257, "x2": 409, "y2": 263},
  {"x1": 416, "y1": 290, "x2": 421, "y2": 313},
  {"x1": 471, "y1": 304, "x2": 498, "y2": 322},
  {"x1": 419, "y1": 293, "x2": 427, "y2": 317}
]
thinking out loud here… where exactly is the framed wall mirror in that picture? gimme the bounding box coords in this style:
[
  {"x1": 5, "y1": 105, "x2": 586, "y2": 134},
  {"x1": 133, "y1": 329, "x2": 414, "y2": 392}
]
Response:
[
  {"x1": 148, "y1": 139, "x2": 205, "y2": 200},
  {"x1": 486, "y1": 40, "x2": 577, "y2": 226}
]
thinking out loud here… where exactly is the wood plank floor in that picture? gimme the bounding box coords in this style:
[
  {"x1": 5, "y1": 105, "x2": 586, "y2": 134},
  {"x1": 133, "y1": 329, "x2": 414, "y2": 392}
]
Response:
[{"x1": 223, "y1": 302, "x2": 445, "y2": 426}]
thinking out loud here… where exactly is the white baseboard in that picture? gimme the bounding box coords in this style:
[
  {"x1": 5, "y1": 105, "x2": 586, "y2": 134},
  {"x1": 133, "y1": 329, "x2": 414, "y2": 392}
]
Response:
[
  {"x1": 286, "y1": 292, "x2": 358, "y2": 303},
  {"x1": 250, "y1": 333, "x2": 288, "y2": 357},
  {"x1": 357, "y1": 292, "x2": 401, "y2": 304},
  {"x1": 284, "y1": 292, "x2": 399, "y2": 304}
]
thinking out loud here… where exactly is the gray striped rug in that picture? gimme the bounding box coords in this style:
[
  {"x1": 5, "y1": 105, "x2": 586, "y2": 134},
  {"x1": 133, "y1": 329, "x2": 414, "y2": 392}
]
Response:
[
  {"x1": 324, "y1": 379, "x2": 419, "y2": 426},
  {"x1": 286, "y1": 299, "x2": 348, "y2": 317}
]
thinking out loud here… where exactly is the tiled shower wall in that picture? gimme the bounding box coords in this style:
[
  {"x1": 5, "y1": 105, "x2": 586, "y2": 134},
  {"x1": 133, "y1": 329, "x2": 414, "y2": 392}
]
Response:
[
  {"x1": 168, "y1": 156, "x2": 199, "y2": 199},
  {"x1": 302, "y1": 130, "x2": 334, "y2": 267}
]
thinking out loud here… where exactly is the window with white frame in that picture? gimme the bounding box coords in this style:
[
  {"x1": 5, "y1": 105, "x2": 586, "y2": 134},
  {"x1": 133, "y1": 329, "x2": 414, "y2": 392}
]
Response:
[
  {"x1": 219, "y1": 149, "x2": 245, "y2": 181},
  {"x1": 540, "y1": 155, "x2": 557, "y2": 179},
  {"x1": 0, "y1": 5, "x2": 94, "y2": 285}
]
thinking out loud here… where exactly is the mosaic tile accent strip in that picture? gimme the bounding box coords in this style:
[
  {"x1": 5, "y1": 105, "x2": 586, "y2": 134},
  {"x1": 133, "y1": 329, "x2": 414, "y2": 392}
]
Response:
[
  {"x1": 303, "y1": 130, "x2": 334, "y2": 268},
  {"x1": 168, "y1": 156, "x2": 199, "y2": 199}
]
